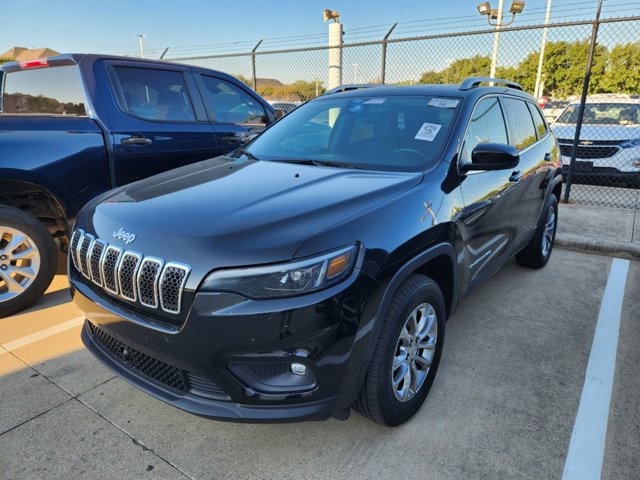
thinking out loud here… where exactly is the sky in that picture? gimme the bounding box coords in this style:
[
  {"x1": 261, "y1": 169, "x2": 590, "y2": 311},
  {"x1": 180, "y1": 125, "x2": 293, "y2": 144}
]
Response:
[
  {"x1": 0, "y1": 0, "x2": 615, "y2": 56},
  {"x1": 1, "y1": 0, "x2": 636, "y2": 85}
]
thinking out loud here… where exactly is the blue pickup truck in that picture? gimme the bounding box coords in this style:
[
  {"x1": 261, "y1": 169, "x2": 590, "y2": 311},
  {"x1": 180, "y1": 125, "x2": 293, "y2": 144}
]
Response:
[{"x1": 0, "y1": 54, "x2": 278, "y2": 317}]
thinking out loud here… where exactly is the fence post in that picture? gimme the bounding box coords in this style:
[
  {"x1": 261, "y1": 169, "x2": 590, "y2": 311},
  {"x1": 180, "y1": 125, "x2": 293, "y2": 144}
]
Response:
[
  {"x1": 380, "y1": 23, "x2": 398, "y2": 84},
  {"x1": 251, "y1": 40, "x2": 263, "y2": 91},
  {"x1": 563, "y1": 0, "x2": 603, "y2": 203}
]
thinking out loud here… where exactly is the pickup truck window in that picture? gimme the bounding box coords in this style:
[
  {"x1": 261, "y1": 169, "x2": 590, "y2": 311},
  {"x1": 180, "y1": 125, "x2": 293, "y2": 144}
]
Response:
[
  {"x1": 200, "y1": 76, "x2": 266, "y2": 125},
  {"x1": 113, "y1": 67, "x2": 196, "y2": 122},
  {"x1": 2, "y1": 66, "x2": 87, "y2": 115}
]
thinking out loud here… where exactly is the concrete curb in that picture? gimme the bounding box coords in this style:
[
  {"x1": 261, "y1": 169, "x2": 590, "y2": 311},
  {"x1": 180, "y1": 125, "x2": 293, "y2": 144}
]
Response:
[{"x1": 556, "y1": 233, "x2": 640, "y2": 261}]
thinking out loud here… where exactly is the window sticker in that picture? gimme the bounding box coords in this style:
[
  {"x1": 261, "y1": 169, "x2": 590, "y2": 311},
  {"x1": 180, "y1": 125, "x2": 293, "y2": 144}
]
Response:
[
  {"x1": 428, "y1": 98, "x2": 459, "y2": 109},
  {"x1": 414, "y1": 123, "x2": 442, "y2": 142},
  {"x1": 363, "y1": 97, "x2": 387, "y2": 104}
]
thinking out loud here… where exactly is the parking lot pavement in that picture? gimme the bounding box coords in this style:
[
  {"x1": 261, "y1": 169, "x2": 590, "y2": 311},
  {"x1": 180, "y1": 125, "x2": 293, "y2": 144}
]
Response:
[{"x1": 0, "y1": 248, "x2": 638, "y2": 480}]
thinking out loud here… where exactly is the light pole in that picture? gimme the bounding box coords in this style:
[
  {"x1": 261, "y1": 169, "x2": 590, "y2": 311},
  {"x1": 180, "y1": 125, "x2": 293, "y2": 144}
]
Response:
[
  {"x1": 324, "y1": 9, "x2": 343, "y2": 90},
  {"x1": 534, "y1": 0, "x2": 552, "y2": 99},
  {"x1": 136, "y1": 34, "x2": 146, "y2": 58},
  {"x1": 477, "y1": 2, "x2": 525, "y2": 79}
]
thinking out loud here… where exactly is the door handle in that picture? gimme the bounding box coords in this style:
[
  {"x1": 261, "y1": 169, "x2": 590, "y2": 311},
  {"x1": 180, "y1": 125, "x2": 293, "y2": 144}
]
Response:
[
  {"x1": 121, "y1": 136, "x2": 152, "y2": 145},
  {"x1": 509, "y1": 171, "x2": 522, "y2": 182},
  {"x1": 221, "y1": 136, "x2": 243, "y2": 144},
  {"x1": 544, "y1": 152, "x2": 552, "y2": 161}
]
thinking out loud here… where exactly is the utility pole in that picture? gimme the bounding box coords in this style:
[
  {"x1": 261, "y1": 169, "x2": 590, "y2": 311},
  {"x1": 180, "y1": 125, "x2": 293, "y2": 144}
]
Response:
[
  {"x1": 489, "y1": 0, "x2": 504, "y2": 79},
  {"x1": 136, "y1": 34, "x2": 146, "y2": 58},
  {"x1": 534, "y1": 0, "x2": 553, "y2": 99}
]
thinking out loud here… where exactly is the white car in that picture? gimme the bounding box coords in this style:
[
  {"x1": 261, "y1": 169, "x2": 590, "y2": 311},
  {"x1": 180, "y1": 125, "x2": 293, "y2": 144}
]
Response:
[{"x1": 551, "y1": 95, "x2": 640, "y2": 187}]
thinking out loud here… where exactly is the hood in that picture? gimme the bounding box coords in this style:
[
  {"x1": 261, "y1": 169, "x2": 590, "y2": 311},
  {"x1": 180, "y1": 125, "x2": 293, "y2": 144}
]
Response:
[
  {"x1": 551, "y1": 123, "x2": 640, "y2": 142},
  {"x1": 78, "y1": 157, "x2": 422, "y2": 280}
]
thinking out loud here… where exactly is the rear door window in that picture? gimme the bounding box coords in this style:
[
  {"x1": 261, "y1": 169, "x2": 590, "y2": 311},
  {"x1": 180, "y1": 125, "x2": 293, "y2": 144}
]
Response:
[
  {"x1": 112, "y1": 66, "x2": 195, "y2": 122},
  {"x1": 199, "y1": 76, "x2": 266, "y2": 124},
  {"x1": 2, "y1": 65, "x2": 87, "y2": 115},
  {"x1": 502, "y1": 97, "x2": 538, "y2": 150},
  {"x1": 527, "y1": 102, "x2": 548, "y2": 139}
]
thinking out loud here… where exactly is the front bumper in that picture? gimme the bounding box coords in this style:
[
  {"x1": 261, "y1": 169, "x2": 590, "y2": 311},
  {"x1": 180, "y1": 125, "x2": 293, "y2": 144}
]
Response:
[{"x1": 72, "y1": 267, "x2": 378, "y2": 423}]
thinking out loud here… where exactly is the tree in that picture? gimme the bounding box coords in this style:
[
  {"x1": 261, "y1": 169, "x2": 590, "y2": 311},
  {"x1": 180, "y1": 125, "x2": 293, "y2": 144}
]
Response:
[
  {"x1": 419, "y1": 55, "x2": 491, "y2": 85},
  {"x1": 234, "y1": 74, "x2": 251, "y2": 87},
  {"x1": 0, "y1": 57, "x2": 14, "y2": 66},
  {"x1": 602, "y1": 42, "x2": 640, "y2": 94}
]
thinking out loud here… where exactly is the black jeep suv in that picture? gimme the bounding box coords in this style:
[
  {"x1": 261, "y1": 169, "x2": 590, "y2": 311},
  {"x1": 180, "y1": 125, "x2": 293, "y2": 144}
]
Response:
[{"x1": 70, "y1": 77, "x2": 561, "y2": 426}]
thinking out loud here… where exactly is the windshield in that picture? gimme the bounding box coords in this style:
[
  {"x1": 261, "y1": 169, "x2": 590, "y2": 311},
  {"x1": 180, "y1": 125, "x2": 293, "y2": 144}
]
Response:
[
  {"x1": 556, "y1": 103, "x2": 640, "y2": 125},
  {"x1": 242, "y1": 95, "x2": 460, "y2": 171}
]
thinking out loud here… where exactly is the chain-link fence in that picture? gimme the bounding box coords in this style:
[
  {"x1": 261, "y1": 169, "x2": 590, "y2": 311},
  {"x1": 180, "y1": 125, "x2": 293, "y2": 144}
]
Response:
[{"x1": 167, "y1": 11, "x2": 640, "y2": 209}]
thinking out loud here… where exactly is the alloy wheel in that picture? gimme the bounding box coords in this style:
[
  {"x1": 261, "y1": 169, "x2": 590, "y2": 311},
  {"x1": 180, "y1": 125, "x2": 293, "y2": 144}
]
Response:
[
  {"x1": 0, "y1": 226, "x2": 41, "y2": 303},
  {"x1": 541, "y1": 206, "x2": 556, "y2": 257},
  {"x1": 391, "y1": 302, "x2": 438, "y2": 402}
]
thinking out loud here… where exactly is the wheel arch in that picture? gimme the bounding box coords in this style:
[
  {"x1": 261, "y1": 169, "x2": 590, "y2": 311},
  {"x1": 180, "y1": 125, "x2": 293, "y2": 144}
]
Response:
[{"x1": 0, "y1": 179, "x2": 70, "y2": 250}]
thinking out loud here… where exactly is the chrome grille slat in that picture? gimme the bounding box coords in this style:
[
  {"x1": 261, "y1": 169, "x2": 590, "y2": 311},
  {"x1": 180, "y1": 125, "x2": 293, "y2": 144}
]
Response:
[
  {"x1": 159, "y1": 263, "x2": 191, "y2": 314},
  {"x1": 78, "y1": 234, "x2": 93, "y2": 279},
  {"x1": 137, "y1": 257, "x2": 164, "y2": 308},
  {"x1": 71, "y1": 229, "x2": 190, "y2": 315},
  {"x1": 88, "y1": 240, "x2": 106, "y2": 286},
  {"x1": 101, "y1": 246, "x2": 122, "y2": 295},
  {"x1": 117, "y1": 251, "x2": 142, "y2": 302},
  {"x1": 69, "y1": 229, "x2": 83, "y2": 270}
]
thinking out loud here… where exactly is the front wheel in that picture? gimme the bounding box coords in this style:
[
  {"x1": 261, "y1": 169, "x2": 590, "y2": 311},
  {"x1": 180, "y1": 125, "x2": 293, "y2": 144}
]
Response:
[
  {"x1": 353, "y1": 274, "x2": 446, "y2": 426},
  {"x1": 0, "y1": 206, "x2": 57, "y2": 318}
]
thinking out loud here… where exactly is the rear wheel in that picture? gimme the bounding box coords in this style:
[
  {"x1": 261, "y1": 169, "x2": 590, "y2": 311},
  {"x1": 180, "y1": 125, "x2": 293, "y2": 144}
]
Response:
[
  {"x1": 0, "y1": 206, "x2": 57, "y2": 318},
  {"x1": 516, "y1": 195, "x2": 558, "y2": 269},
  {"x1": 354, "y1": 274, "x2": 446, "y2": 426}
]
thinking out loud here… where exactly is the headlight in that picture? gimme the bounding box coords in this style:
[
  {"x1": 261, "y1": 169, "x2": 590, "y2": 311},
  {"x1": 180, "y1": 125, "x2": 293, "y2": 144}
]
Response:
[
  {"x1": 620, "y1": 138, "x2": 640, "y2": 149},
  {"x1": 201, "y1": 244, "x2": 359, "y2": 299}
]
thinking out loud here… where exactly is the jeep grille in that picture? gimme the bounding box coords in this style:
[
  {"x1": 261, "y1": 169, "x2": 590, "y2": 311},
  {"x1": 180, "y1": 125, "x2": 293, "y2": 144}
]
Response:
[{"x1": 72, "y1": 229, "x2": 190, "y2": 314}]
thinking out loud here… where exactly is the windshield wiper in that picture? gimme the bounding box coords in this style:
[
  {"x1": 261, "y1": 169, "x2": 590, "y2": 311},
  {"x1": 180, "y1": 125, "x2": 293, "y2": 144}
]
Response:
[
  {"x1": 271, "y1": 158, "x2": 358, "y2": 169},
  {"x1": 236, "y1": 148, "x2": 261, "y2": 162}
]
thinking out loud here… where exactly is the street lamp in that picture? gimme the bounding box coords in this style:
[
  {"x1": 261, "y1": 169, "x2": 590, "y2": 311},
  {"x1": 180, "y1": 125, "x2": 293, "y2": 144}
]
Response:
[
  {"x1": 477, "y1": 1, "x2": 525, "y2": 26},
  {"x1": 477, "y1": 1, "x2": 525, "y2": 79},
  {"x1": 135, "y1": 34, "x2": 146, "y2": 58}
]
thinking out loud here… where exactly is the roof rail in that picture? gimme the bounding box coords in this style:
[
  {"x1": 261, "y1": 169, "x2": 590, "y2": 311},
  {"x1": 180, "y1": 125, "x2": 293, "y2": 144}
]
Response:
[
  {"x1": 324, "y1": 84, "x2": 385, "y2": 95},
  {"x1": 459, "y1": 77, "x2": 523, "y2": 91}
]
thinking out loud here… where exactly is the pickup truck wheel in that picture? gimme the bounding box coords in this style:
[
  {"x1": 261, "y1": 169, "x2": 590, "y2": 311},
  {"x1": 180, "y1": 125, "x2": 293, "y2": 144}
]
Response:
[
  {"x1": 0, "y1": 206, "x2": 57, "y2": 318},
  {"x1": 515, "y1": 195, "x2": 558, "y2": 269},
  {"x1": 353, "y1": 274, "x2": 446, "y2": 426}
]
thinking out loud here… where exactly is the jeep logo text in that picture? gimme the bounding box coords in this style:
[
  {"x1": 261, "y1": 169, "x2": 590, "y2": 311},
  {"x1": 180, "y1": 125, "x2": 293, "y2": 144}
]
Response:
[{"x1": 113, "y1": 227, "x2": 136, "y2": 244}]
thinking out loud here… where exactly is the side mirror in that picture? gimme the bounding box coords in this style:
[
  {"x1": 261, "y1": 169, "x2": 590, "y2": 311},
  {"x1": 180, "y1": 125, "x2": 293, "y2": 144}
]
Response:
[
  {"x1": 463, "y1": 142, "x2": 519, "y2": 171},
  {"x1": 274, "y1": 109, "x2": 285, "y2": 120}
]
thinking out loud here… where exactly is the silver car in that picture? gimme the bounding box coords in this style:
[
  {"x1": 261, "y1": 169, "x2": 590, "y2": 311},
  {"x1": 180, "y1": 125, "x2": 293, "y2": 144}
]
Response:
[{"x1": 551, "y1": 95, "x2": 640, "y2": 187}]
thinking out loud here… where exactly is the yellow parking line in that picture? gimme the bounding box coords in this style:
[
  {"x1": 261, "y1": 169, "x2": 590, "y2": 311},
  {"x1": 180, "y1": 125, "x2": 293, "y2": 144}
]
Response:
[{"x1": 0, "y1": 316, "x2": 85, "y2": 354}]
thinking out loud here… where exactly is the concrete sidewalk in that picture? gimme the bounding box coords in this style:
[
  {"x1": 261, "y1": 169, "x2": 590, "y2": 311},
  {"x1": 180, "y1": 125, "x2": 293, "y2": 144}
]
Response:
[{"x1": 557, "y1": 202, "x2": 640, "y2": 260}]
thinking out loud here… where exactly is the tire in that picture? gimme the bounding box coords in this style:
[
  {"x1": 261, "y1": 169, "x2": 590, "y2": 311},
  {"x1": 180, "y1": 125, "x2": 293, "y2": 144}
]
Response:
[
  {"x1": 0, "y1": 205, "x2": 57, "y2": 318},
  {"x1": 354, "y1": 274, "x2": 446, "y2": 426},
  {"x1": 515, "y1": 195, "x2": 558, "y2": 269}
]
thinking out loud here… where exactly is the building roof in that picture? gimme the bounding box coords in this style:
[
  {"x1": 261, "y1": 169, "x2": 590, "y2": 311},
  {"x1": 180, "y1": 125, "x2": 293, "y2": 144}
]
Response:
[
  {"x1": 0, "y1": 46, "x2": 28, "y2": 59},
  {"x1": 14, "y1": 48, "x2": 61, "y2": 61}
]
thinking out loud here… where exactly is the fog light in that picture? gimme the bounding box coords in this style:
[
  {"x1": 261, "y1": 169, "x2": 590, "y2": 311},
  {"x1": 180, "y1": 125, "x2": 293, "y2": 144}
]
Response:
[
  {"x1": 290, "y1": 363, "x2": 307, "y2": 375},
  {"x1": 632, "y1": 159, "x2": 640, "y2": 168}
]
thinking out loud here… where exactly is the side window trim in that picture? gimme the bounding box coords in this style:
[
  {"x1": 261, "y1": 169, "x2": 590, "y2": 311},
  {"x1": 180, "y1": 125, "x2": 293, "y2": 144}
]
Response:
[
  {"x1": 106, "y1": 63, "x2": 200, "y2": 124},
  {"x1": 195, "y1": 73, "x2": 268, "y2": 125},
  {"x1": 458, "y1": 94, "x2": 509, "y2": 169}
]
